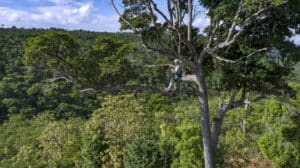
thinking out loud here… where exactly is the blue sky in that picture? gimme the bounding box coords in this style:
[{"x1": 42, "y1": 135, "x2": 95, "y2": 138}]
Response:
[
  {"x1": 0, "y1": 0, "x2": 299, "y2": 45},
  {"x1": 0, "y1": 0, "x2": 210, "y2": 32},
  {"x1": 0, "y1": 0, "x2": 123, "y2": 32}
]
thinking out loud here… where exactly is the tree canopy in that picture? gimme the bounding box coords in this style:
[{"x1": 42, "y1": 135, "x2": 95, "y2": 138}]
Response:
[
  {"x1": 112, "y1": 0, "x2": 300, "y2": 167},
  {"x1": 0, "y1": 6, "x2": 299, "y2": 167}
]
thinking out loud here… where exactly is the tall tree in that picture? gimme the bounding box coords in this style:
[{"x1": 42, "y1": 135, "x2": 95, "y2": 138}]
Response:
[
  {"x1": 24, "y1": 31, "x2": 80, "y2": 80},
  {"x1": 82, "y1": 95, "x2": 146, "y2": 168},
  {"x1": 110, "y1": 0, "x2": 300, "y2": 167}
]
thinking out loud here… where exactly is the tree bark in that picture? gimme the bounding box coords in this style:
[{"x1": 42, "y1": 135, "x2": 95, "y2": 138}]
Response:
[
  {"x1": 197, "y1": 70, "x2": 214, "y2": 168},
  {"x1": 211, "y1": 108, "x2": 226, "y2": 158}
]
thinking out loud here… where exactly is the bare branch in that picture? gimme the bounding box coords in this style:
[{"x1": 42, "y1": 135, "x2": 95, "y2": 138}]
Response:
[
  {"x1": 173, "y1": 0, "x2": 181, "y2": 27},
  {"x1": 150, "y1": 0, "x2": 182, "y2": 54},
  {"x1": 110, "y1": 0, "x2": 140, "y2": 33},
  {"x1": 187, "y1": 0, "x2": 193, "y2": 41},
  {"x1": 150, "y1": 0, "x2": 172, "y2": 26},
  {"x1": 208, "y1": 48, "x2": 269, "y2": 63},
  {"x1": 198, "y1": 18, "x2": 220, "y2": 65},
  {"x1": 177, "y1": 31, "x2": 182, "y2": 54},
  {"x1": 145, "y1": 0, "x2": 156, "y2": 26},
  {"x1": 145, "y1": 64, "x2": 175, "y2": 68},
  {"x1": 243, "y1": 1, "x2": 287, "y2": 26},
  {"x1": 215, "y1": 1, "x2": 288, "y2": 50},
  {"x1": 48, "y1": 76, "x2": 69, "y2": 82},
  {"x1": 113, "y1": 0, "x2": 197, "y2": 69},
  {"x1": 110, "y1": 0, "x2": 195, "y2": 71},
  {"x1": 167, "y1": 0, "x2": 174, "y2": 25},
  {"x1": 226, "y1": 0, "x2": 243, "y2": 42},
  {"x1": 79, "y1": 88, "x2": 96, "y2": 94},
  {"x1": 206, "y1": 21, "x2": 219, "y2": 48}
]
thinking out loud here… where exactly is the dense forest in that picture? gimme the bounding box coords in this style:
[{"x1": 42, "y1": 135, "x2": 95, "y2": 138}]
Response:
[{"x1": 0, "y1": 26, "x2": 299, "y2": 168}]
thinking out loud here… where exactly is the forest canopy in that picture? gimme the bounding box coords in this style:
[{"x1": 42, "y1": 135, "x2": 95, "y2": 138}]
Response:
[{"x1": 0, "y1": 1, "x2": 299, "y2": 165}]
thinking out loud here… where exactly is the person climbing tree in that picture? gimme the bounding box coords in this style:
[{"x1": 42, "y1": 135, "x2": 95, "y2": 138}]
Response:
[{"x1": 165, "y1": 59, "x2": 182, "y2": 91}]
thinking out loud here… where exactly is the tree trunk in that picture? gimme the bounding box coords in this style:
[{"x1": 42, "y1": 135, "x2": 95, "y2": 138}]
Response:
[
  {"x1": 211, "y1": 108, "x2": 226, "y2": 158},
  {"x1": 242, "y1": 96, "x2": 250, "y2": 135},
  {"x1": 197, "y1": 72, "x2": 214, "y2": 168},
  {"x1": 187, "y1": 0, "x2": 193, "y2": 41}
]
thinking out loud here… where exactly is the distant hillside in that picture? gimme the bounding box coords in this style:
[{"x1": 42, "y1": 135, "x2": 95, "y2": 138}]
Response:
[{"x1": 0, "y1": 27, "x2": 138, "y2": 45}]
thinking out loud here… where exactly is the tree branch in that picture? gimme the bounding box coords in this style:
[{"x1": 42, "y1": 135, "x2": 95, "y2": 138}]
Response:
[
  {"x1": 197, "y1": 20, "x2": 220, "y2": 65},
  {"x1": 110, "y1": 0, "x2": 140, "y2": 33},
  {"x1": 215, "y1": 1, "x2": 288, "y2": 50},
  {"x1": 145, "y1": 64, "x2": 175, "y2": 68},
  {"x1": 228, "y1": 94, "x2": 266, "y2": 111},
  {"x1": 226, "y1": 0, "x2": 243, "y2": 43},
  {"x1": 206, "y1": 21, "x2": 219, "y2": 48},
  {"x1": 182, "y1": 74, "x2": 200, "y2": 86},
  {"x1": 179, "y1": 33, "x2": 198, "y2": 56},
  {"x1": 167, "y1": 0, "x2": 174, "y2": 25},
  {"x1": 188, "y1": 0, "x2": 193, "y2": 41},
  {"x1": 173, "y1": 0, "x2": 181, "y2": 27},
  {"x1": 112, "y1": 0, "x2": 199, "y2": 72},
  {"x1": 151, "y1": 0, "x2": 172, "y2": 26},
  {"x1": 211, "y1": 90, "x2": 237, "y2": 156},
  {"x1": 142, "y1": 43, "x2": 198, "y2": 71},
  {"x1": 145, "y1": 0, "x2": 156, "y2": 26},
  {"x1": 97, "y1": 85, "x2": 200, "y2": 96},
  {"x1": 208, "y1": 48, "x2": 268, "y2": 63},
  {"x1": 211, "y1": 92, "x2": 266, "y2": 156}
]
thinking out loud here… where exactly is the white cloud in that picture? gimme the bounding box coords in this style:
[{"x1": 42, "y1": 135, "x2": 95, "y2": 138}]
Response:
[
  {"x1": 193, "y1": 16, "x2": 210, "y2": 32},
  {"x1": 0, "y1": 0, "x2": 121, "y2": 32},
  {"x1": 33, "y1": 2, "x2": 92, "y2": 24},
  {"x1": 0, "y1": 7, "x2": 26, "y2": 22},
  {"x1": 290, "y1": 35, "x2": 300, "y2": 46}
]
